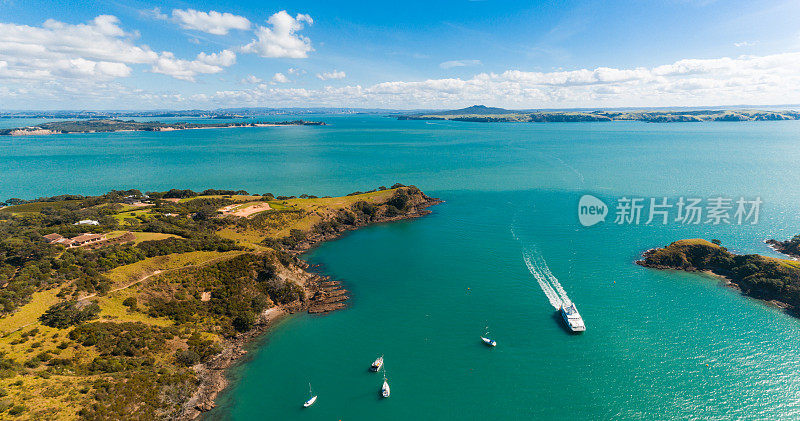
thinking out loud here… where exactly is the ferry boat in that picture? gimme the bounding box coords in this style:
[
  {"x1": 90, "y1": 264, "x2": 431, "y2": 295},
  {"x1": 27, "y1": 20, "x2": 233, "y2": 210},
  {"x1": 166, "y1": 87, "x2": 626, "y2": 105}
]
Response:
[
  {"x1": 370, "y1": 355, "x2": 384, "y2": 372},
  {"x1": 560, "y1": 302, "x2": 586, "y2": 332}
]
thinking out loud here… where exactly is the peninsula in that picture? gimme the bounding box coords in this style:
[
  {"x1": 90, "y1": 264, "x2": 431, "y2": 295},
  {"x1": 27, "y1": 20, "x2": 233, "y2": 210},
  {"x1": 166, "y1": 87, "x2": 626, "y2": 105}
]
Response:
[
  {"x1": 0, "y1": 185, "x2": 439, "y2": 419},
  {"x1": 637, "y1": 238, "x2": 800, "y2": 314},
  {"x1": 398, "y1": 105, "x2": 800, "y2": 123},
  {"x1": 0, "y1": 119, "x2": 325, "y2": 136}
]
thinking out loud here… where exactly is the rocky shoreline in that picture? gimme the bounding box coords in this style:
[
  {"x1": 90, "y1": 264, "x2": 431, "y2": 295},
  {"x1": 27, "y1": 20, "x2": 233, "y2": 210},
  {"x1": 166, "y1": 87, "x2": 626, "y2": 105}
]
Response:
[
  {"x1": 636, "y1": 239, "x2": 800, "y2": 317},
  {"x1": 180, "y1": 192, "x2": 442, "y2": 419}
]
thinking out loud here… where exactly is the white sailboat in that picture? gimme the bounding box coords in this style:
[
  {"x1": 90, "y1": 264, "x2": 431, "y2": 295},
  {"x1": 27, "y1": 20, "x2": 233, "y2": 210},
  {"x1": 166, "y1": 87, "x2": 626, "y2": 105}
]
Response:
[
  {"x1": 303, "y1": 383, "x2": 317, "y2": 408},
  {"x1": 381, "y1": 369, "x2": 391, "y2": 398},
  {"x1": 481, "y1": 325, "x2": 497, "y2": 347},
  {"x1": 370, "y1": 355, "x2": 384, "y2": 372}
]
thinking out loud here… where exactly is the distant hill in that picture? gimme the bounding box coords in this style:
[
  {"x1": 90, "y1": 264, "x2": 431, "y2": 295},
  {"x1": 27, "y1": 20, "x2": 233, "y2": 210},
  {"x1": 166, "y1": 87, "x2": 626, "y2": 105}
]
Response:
[
  {"x1": 434, "y1": 105, "x2": 517, "y2": 115},
  {"x1": 398, "y1": 107, "x2": 800, "y2": 123}
]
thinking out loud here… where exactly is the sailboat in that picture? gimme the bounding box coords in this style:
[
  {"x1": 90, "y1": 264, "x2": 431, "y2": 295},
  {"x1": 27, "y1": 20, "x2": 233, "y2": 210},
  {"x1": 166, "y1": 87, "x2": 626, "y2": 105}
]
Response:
[
  {"x1": 303, "y1": 383, "x2": 317, "y2": 408},
  {"x1": 381, "y1": 369, "x2": 391, "y2": 398},
  {"x1": 370, "y1": 355, "x2": 384, "y2": 372},
  {"x1": 481, "y1": 325, "x2": 497, "y2": 347}
]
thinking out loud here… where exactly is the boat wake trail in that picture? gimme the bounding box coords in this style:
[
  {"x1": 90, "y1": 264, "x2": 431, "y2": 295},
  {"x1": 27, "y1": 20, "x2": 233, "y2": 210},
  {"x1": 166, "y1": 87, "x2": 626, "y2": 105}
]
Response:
[{"x1": 511, "y1": 224, "x2": 571, "y2": 309}]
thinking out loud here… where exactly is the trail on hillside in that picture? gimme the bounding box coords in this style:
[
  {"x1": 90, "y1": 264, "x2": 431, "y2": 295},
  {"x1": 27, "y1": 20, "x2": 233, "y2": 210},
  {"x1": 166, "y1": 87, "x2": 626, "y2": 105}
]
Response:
[{"x1": 511, "y1": 223, "x2": 571, "y2": 309}]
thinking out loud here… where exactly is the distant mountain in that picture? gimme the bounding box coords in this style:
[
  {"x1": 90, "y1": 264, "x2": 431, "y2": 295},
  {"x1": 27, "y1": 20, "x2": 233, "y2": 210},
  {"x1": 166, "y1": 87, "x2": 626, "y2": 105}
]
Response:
[{"x1": 433, "y1": 105, "x2": 517, "y2": 115}]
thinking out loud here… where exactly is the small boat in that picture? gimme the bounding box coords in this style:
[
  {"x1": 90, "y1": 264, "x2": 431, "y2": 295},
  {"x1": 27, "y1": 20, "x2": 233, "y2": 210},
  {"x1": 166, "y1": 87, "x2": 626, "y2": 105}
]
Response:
[
  {"x1": 481, "y1": 325, "x2": 497, "y2": 347},
  {"x1": 381, "y1": 370, "x2": 391, "y2": 398},
  {"x1": 560, "y1": 302, "x2": 586, "y2": 333},
  {"x1": 303, "y1": 383, "x2": 317, "y2": 408},
  {"x1": 370, "y1": 355, "x2": 384, "y2": 372}
]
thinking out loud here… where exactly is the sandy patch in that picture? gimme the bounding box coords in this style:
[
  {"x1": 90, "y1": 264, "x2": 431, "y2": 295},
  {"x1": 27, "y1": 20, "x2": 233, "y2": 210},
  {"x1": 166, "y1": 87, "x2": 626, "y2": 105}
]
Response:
[{"x1": 219, "y1": 202, "x2": 271, "y2": 218}]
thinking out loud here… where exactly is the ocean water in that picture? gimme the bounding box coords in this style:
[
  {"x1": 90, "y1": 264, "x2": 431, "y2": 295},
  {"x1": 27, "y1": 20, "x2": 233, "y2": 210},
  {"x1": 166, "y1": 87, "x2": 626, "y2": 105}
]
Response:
[{"x1": 3, "y1": 116, "x2": 800, "y2": 419}]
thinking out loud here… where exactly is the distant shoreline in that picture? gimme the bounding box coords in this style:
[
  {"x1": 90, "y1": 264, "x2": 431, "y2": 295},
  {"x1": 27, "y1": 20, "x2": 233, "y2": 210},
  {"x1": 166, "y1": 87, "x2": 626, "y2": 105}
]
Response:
[
  {"x1": 397, "y1": 105, "x2": 800, "y2": 123},
  {"x1": 0, "y1": 119, "x2": 326, "y2": 136}
]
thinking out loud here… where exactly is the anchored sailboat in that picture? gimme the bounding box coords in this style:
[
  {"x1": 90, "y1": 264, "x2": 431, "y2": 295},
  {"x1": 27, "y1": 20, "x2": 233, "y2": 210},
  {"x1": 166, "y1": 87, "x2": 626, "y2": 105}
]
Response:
[
  {"x1": 370, "y1": 355, "x2": 384, "y2": 372},
  {"x1": 381, "y1": 369, "x2": 391, "y2": 398},
  {"x1": 481, "y1": 325, "x2": 497, "y2": 347},
  {"x1": 303, "y1": 383, "x2": 317, "y2": 408}
]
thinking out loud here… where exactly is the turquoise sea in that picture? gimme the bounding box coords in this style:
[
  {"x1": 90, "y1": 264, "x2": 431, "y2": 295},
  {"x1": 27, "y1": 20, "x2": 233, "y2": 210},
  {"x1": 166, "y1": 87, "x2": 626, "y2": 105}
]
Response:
[{"x1": 3, "y1": 116, "x2": 800, "y2": 419}]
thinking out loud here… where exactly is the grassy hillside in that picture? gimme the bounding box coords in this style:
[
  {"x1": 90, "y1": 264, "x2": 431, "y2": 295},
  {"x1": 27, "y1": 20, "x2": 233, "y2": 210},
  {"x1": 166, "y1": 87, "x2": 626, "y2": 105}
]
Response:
[{"x1": 0, "y1": 184, "x2": 436, "y2": 419}]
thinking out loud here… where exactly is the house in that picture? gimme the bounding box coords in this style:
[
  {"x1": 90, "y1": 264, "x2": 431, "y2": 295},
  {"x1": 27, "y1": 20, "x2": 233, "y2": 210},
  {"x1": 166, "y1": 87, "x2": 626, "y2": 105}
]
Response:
[
  {"x1": 43, "y1": 233, "x2": 76, "y2": 246},
  {"x1": 74, "y1": 219, "x2": 99, "y2": 226},
  {"x1": 70, "y1": 233, "x2": 105, "y2": 247},
  {"x1": 43, "y1": 233, "x2": 64, "y2": 243}
]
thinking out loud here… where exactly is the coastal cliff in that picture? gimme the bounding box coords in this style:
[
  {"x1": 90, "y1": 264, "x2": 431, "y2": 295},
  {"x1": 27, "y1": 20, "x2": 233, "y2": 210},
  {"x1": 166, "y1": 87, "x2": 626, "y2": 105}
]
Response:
[{"x1": 637, "y1": 238, "x2": 800, "y2": 313}]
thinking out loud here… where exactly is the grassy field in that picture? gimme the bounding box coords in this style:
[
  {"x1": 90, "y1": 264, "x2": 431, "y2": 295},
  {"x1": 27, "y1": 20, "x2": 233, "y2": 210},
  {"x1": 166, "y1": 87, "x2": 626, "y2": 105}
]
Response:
[
  {"x1": 0, "y1": 187, "x2": 415, "y2": 418},
  {"x1": 0, "y1": 200, "x2": 82, "y2": 214}
]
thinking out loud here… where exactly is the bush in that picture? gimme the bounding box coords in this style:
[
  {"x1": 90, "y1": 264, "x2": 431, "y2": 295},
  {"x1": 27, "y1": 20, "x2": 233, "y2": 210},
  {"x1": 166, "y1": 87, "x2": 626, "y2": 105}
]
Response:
[
  {"x1": 175, "y1": 349, "x2": 200, "y2": 366},
  {"x1": 122, "y1": 297, "x2": 137, "y2": 309},
  {"x1": 232, "y1": 311, "x2": 256, "y2": 332},
  {"x1": 39, "y1": 301, "x2": 100, "y2": 329}
]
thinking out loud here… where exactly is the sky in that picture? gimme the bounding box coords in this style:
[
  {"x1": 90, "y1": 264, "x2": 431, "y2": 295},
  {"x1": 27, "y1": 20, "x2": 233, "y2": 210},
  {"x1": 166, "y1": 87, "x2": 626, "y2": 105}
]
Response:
[{"x1": 1, "y1": 0, "x2": 800, "y2": 110}]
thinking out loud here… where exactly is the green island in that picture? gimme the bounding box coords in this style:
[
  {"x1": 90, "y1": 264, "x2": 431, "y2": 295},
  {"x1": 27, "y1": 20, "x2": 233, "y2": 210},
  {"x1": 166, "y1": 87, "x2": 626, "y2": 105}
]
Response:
[
  {"x1": 398, "y1": 105, "x2": 800, "y2": 123},
  {"x1": 637, "y1": 238, "x2": 800, "y2": 313},
  {"x1": 0, "y1": 119, "x2": 325, "y2": 136},
  {"x1": 0, "y1": 185, "x2": 439, "y2": 419}
]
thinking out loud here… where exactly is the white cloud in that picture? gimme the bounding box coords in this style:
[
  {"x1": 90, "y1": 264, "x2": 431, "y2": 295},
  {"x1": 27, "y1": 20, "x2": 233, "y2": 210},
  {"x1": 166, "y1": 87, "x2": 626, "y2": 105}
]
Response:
[
  {"x1": 241, "y1": 11, "x2": 313, "y2": 58},
  {"x1": 316, "y1": 70, "x2": 345, "y2": 80},
  {"x1": 242, "y1": 74, "x2": 263, "y2": 84},
  {"x1": 0, "y1": 16, "x2": 235, "y2": 82},
  {"x1": 272, "y1": 72, "x2": 289, "y2": 83},
  {"x1": 142, "y1": 7, "x2": 168, "y2": 20},
  {"x1": 171, "y1": 9, "x2": 251, "y2": 35},
  {"x1": 151, "y1": 50, "x2": 236, "y2": 81},
  {"x1": 288, "y1": 67, "x2": 305, "y2": 75},
  {"x1": 197, "y1": 51, "x2": 800, "y2": 108},
  {"x1": 440, "y1": 59, "x2": 482, "y2": 69},
  {"x1": 734, "y1": 41, "x2": 758, "y2": 48}
]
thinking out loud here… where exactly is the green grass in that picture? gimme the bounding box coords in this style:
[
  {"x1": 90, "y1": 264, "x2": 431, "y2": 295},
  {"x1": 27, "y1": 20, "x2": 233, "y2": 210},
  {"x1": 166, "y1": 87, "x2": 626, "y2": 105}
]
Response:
[
  {"x1": 0, "y1": 288, "x2": 63, "y2": 336},
  {"x1": 112, "y1": 209, "x2": 154, "y2": 225},
  {"x1": 178, "y1": 195, "x2": 264, "y2": 203},
  {"x1": 0, "y1": 200, "x2": 82, "y2": 214}
]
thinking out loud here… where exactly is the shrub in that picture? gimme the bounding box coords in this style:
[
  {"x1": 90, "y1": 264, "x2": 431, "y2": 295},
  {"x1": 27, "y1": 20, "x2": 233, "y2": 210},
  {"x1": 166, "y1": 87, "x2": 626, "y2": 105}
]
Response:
[
  {"x1": 39, "y1": 301, "x2": 100, "y2": 329},
  {"x1": 232, "y1": 311, "x2": 256, "y2": 332},
  {"x1": 122, "y1": 297, "x2": 137, "y2": 309}
]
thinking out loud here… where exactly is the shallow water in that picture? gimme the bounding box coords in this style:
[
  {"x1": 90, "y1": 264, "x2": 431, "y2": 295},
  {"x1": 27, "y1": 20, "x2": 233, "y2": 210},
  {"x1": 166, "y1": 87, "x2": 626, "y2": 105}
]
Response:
[{"x1": 3, "y1": 116, "x2": 800, "y2": 419}]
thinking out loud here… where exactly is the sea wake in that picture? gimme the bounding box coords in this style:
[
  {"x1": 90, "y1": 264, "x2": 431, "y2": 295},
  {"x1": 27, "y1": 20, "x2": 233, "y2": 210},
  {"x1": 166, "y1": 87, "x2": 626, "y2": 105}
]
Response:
[{"x1": 512, "y1": 225, "x2": 571, "y2": 310}]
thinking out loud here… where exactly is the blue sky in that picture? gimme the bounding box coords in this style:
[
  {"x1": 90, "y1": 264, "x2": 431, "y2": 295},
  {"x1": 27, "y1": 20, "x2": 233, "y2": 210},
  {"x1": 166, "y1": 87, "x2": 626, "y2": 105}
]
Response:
[{"x1": 1, "y1": 0, "x2": 799, "y2": 109}]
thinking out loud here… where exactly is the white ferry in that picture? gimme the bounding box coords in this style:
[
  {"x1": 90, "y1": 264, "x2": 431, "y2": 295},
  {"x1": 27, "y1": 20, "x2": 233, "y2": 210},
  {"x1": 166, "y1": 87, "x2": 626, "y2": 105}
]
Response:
[{"x1": 560, "y1": 302, "x2": 586, "y2": 332}]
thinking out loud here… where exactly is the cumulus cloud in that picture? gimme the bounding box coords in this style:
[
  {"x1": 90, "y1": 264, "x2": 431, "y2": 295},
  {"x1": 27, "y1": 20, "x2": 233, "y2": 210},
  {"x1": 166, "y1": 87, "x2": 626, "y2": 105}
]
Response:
[
  {"x1": 197, "y1": 51, "x2": 800, "y2": 108},
  {"x1": 172, "y1": 9, "x2": 251, "y2": 35},
  {"x1": 734, "y1": 41, "x2": 758, "y2": 48},
  {"x1": 440, "y1": 59, "x2": 482, "y2": 69},
  {"x1": 241, "y1": 11, "x2": 313, "y2": 58},
  {"x1": 272, "y1": 72, "x2": 289, "y2": 83},
  {"x1": 316, "y1": 70, "x2": 345, "y2": 80},
  {"x1": 152, "y1": 50, "x2": 236, "y2": 81},
  {"x1": 0, "y1": 15, "x2": 235, "y2": 82},
  {"x1": 242, "y1": 74, "x2": 263, "y2": 84}
]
